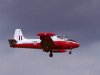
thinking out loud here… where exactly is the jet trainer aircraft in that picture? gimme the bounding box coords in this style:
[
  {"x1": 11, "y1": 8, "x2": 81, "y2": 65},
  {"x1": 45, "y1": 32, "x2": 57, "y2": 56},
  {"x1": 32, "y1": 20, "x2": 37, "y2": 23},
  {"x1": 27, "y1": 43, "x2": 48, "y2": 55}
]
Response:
[{"x1": 8, "y1": 29, "x2": 80, "y2": 57}]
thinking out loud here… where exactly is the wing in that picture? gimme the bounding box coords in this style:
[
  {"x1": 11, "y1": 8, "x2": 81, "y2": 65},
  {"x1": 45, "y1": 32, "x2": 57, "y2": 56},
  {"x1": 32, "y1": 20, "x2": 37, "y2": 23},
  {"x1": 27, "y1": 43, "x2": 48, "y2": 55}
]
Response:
[{"x1": 37, "y1": 32, "x2": 55, "y2": 49}]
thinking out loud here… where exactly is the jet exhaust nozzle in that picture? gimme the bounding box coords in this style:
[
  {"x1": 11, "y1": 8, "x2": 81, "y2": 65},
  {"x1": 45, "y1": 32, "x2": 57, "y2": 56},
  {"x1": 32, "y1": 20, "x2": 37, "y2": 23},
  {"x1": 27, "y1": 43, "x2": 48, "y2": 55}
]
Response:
[{"x1": 8, "y1": 39, "x2": 17, "y2": 47}]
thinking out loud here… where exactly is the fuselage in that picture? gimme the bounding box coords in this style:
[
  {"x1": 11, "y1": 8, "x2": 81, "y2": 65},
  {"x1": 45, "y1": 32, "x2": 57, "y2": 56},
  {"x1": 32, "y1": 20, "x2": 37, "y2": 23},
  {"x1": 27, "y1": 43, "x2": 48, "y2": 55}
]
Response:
[{"x1": 10, "y1": 36, "x2": 80, "y2": 52}]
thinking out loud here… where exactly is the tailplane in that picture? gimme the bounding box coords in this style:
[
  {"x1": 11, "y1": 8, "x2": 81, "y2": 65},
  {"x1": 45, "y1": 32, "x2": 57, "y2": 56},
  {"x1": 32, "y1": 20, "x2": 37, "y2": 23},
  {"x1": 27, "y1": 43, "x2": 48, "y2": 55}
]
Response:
[{"x1": 8, "y1": 29, "x2": 25, "y2": 47}]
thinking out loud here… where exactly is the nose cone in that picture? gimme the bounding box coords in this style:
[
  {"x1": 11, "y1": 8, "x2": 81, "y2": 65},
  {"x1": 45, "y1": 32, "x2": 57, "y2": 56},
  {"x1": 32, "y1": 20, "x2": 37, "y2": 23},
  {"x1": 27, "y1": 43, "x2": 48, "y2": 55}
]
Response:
[
  {"x1": 72, "y1": 42, "x2": 80, "y2": 48},
  {"x1": 75, "y1": 42, "x2": 80, "y2": 48}
]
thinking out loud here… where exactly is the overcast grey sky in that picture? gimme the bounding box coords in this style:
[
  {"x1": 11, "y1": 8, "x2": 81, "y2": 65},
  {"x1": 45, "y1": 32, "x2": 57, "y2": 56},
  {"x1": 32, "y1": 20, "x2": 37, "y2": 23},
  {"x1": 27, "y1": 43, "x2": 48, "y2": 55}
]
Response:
[{"x1": 0, "y1": 0, "x2": 100, "y2": 75}]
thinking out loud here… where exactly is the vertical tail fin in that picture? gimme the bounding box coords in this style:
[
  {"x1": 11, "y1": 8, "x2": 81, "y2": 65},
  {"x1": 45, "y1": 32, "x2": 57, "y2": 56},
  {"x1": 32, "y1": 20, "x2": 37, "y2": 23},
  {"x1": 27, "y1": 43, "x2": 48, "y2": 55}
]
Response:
[{"x1": 14, "y1": 29, "x2": 25, "y2": 41}]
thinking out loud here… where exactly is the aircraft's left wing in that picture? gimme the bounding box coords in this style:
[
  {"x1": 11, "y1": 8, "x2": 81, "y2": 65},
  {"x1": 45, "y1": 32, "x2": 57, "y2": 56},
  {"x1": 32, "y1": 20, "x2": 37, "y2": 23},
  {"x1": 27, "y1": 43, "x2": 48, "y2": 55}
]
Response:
[{"x1": 37, "y1": 32, "x2": 55, "y2": 49}]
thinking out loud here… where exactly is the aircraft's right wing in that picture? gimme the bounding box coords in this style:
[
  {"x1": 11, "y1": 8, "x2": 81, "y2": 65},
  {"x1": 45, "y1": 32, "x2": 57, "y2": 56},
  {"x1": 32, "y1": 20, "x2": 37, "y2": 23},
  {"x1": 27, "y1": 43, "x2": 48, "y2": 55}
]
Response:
[{"x1": 37, "y1": 32, "x2": 55, "y2": 49}]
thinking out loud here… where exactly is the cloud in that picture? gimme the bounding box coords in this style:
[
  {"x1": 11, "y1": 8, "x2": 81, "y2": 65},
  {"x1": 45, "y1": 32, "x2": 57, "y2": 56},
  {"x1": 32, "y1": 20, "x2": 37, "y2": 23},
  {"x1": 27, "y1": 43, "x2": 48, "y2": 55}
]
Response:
[
  {"x1": 0, "y1": 40, "x2": 100, "y2": 75},
  {"x1": 0, "y1": 0, "x2": 100, "y2": 44},
  {"x1": 0, "y1": 0, "x2": 100, "y2": 75}
]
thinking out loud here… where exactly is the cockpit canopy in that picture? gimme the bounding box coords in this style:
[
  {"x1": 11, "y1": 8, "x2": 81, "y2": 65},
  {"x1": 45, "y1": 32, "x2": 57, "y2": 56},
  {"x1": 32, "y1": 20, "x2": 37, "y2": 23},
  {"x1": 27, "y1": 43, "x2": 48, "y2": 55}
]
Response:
[{"x1": 56, "y1": 35, "x2": 76, "y2": 42}]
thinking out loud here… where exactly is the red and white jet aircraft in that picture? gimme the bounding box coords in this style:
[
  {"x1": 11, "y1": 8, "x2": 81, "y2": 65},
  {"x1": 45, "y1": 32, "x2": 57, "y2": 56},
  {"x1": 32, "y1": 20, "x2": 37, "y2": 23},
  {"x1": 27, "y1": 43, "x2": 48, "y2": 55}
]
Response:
[{"x1": 8, "y1": 29, "x2": 80, "y2": 57}]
